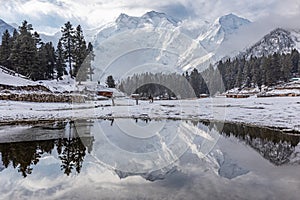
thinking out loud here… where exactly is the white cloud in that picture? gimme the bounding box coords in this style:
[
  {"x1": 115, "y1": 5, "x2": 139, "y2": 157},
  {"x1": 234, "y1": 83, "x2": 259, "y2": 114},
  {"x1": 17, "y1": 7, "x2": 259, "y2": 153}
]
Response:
[{"x1": 0, "y1": 0, "x2": 299, "y2": 34}]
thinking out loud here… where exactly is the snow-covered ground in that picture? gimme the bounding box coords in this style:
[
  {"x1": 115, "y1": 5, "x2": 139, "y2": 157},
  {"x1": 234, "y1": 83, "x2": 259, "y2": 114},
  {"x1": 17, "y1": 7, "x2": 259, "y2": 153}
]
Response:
[
  {"x1": 0, "y1": 67, "x2": 36, "y2": 87},
  {"x1": 1, "y1": 69, "x2": 299, "y2": 132},
  {"x1": 0, "y1": 96, "x2": 299, "y2": 132}
]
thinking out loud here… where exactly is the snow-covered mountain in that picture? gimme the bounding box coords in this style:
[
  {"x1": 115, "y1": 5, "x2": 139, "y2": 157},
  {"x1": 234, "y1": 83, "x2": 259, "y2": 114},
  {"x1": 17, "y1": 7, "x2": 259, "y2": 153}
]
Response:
[
  {"x1": 91, "y1": 11, "x2": 251, "y2": 81},
  {"x1": 93, "y1": 11, "x2": 180, "y2": 46},
  {"x1": 198, "y1": 13, "x2": 251, "y2": 53},
  {"x1": 1, "y1": 12, "x2": 252, "y2": 77},
  {"x1": 241, "y1": 28, "x2": 300, "y2": 59},
  {"x1": 0, "y1": 18, "x2": 15, "y2": 36}
]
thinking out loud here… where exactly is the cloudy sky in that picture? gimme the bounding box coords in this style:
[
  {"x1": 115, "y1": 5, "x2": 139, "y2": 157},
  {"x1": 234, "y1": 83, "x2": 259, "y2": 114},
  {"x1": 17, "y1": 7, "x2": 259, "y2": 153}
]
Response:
[{"x1": 0, "y1": 0, "x2": 299, "y2": 34}]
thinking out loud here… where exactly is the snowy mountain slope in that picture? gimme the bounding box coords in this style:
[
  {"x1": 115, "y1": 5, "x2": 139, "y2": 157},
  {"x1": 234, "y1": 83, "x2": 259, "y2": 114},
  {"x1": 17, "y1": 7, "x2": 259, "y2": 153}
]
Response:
[
  {"x1": 84, "y1": 27, "x2": 104, "y2": 43},
  {"x1": 1, "y1": 13, "x2": 252, "y2": 75},
  {"x1": 198, "y1": 13, "x2": 251, "y2": 53},
  {"x1": 0, "y1": 18, "x2": 15, "y2": 36},
  {"x1": 92, "y1": 11, "x2": 251, "y2": 80},
  {"x1": 93, "y1": 11, "x2": 181, "y2": 46},
  {"x1": 92, "y1": 11, "x2": 207, "y2": 80},
  {"x1": 240, "y1": 28, "x2": 300, "y2": 59}
]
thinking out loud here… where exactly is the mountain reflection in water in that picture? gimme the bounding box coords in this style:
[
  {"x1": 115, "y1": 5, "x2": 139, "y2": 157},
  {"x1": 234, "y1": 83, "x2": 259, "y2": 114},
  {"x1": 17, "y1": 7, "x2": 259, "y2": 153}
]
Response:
[{"x1": 0, "y1": 119, "x2": 299, "y2": 178}]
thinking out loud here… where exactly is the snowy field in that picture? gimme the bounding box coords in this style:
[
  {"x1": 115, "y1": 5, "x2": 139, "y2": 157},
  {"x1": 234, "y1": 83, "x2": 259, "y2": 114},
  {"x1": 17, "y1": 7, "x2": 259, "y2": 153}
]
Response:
[
  {"x1": 1, "y1": 69, "x2": 299, "y2": 132},
  {"x1": 0, "y1": 96, "x2": 299, "y2": 132}
]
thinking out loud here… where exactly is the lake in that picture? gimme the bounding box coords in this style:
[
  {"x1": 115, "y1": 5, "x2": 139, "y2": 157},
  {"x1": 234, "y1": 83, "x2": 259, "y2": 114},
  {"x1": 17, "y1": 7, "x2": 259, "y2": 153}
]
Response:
[{"x1": 0, "y1": 119, "x2": 299, "y2": 200}]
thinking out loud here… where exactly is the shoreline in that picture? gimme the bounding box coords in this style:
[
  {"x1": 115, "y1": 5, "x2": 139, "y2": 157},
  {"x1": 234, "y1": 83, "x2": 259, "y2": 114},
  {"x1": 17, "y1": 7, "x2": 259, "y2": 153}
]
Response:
[
  {"x1": 1, "y1": 115, "x2": 299, "y2": 136},
  {"x1": 1, "y1": 96, "x2": 299, "y2": 135}
]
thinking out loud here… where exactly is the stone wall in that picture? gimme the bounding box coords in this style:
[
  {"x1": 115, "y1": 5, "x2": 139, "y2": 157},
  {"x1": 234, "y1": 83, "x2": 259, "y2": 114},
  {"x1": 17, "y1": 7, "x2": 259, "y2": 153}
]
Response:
[
  {"x1": 0, "y1": 93, "x2": 85, "y2": 103},
  {"x1": 0, "y1": 84, "x2": 88, "y2": 103},
  {"x1": 0, "y1": 84, "x2": 51, "y2": 92}
]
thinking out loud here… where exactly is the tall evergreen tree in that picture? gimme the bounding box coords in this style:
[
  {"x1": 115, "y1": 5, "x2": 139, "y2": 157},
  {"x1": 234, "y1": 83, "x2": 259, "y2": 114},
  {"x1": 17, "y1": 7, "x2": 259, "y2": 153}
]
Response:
[
  {"x1": 11, "y1": 29, "x2": 19, "y2": 42},
  {"x1": 280, "y1": 53, "x2": 293, "y2": 82},
  {"x1": 73, "y1": 25, "x2": 87, "y2": 78},
  {"x1": 61, "y1": 21, "x2": 75, "y2": 77},
  {"x1": 0, "y1": 30, "x2": 12, "y2": 68},
  {"x1": 55, "y1": 39, "x2": 66, "y2": 79},
  {"x1": 10, "y1": 20, "x2": 38, "y2": 79},
  {"x1": 251, "y1": 57, "x2": 263, "y2": 90},
  {"x1": 291, "y1": 49, "x2": 300, "y2": 74},
  {"x1": 269, "y1": 53, "x2": 282, "y2": 85},
  {"x1": 37, "y1": 42, "x2": 56, "y2": 80},
  {"x1": 32, "y1": 42, "x2": 47, "y2": 80}
]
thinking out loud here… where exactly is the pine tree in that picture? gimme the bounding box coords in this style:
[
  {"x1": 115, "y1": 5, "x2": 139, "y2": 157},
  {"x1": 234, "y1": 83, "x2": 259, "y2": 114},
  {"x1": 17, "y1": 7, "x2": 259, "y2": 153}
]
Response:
[
  {"x1": 269, "y1": 53, "x2": 282, "y2": 85},
  {"x1": 61, "y1": 21, "x2": 75, "y2": 77},
  {"x1": 11, "y1": 29, "x2": 19, "y2": 42},
  {"x1": 291, "y1": 49, "x2": 300, "y2": 74},
  {"x1": 33, "y1": 42, "x2": 47, "y2": 80},
  {"x1": 73, "y1": 25, "x2": 87, "y2": 79},
  {"x1": 55, "y1": 39, "x2": 66, "y2": 79},
  {"x1": 251, "y1": 57, "x2": 263, "y2": 89},
  {"x1": 32, "y1": 31, "x2": 42, "y2": 47},
  {"x1": 0, "y1": 30, "x2": 12, "y2": 68},
  {"x1": 280, "y1": 53, "x2": 293, "y2": 82},
  {"x1": 42, "y1": 42, "x2": 56, "y2": 79},
  {"x1": 10, "y1": 20, "x2": 38, "y2": 79},
  {"x1": 243, "y1": 62, "x2": 252, "y2": 87},
  {"x1": 235, "y1": 65, "x2": 243, "y2": 88}
]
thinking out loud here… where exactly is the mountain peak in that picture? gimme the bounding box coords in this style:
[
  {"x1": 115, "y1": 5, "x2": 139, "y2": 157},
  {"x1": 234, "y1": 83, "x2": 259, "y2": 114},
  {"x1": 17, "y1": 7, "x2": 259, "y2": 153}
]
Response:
[
  {"x1": 199, "y1": 14, "x2": 251, "y2": 52},
  {"x1": 142, "y1": 10, "x2": 179, "y2": 25},
  {"x1": 115, "y1": 13, "x2": 135, "y2": 24},
  {"x1": 269, "y1": 27, "x2": 290, "y2": 35},
  {"x1": 218, "y1": 13, "x2": 251, "y2": 31},
  {"x1": 143, "y1": 10, "x2": 165, "y2": 17},
  {"x1": 240, "y1": 27, "x2": 298, "y2": 59},
  {"x1": 115, "y1": 11, "x2": 179, "y2": 27}
]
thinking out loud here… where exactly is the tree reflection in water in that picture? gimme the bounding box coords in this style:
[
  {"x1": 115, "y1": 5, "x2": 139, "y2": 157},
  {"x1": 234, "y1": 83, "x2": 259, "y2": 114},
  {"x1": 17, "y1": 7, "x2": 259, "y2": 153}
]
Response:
[
  {"x1": 0, "y1": 121, "x2": 94, "y2": 177},
  {"x1": 202, "y1": 121, "x2": 300, "y2": 165},
  {"x1": 0, "y1": 119, "x2": 299, "y2": 177},
  {"x1": 0, "y1": 140, "x2": 55, "y2": 177}
]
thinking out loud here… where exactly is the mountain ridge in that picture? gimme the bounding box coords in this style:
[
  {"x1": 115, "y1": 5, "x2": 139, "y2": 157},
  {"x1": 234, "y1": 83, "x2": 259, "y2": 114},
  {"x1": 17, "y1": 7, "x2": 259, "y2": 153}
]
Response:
[
  {"x1": 3, "y1": 12, "x2": 299, "y2": 74},
  {"x1": 198, "y1": 13, "x2": 251, "y2": 53},
  {"x1": 91, "y1": 11, "x2": 252, "y2": 79},
  {"x1": 238, "y1": 28, "x2": 300, "y2": 59}
]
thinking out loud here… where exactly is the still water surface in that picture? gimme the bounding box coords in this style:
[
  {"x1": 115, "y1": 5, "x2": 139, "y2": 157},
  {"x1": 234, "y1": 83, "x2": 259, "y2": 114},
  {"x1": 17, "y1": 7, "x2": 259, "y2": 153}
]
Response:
[{"x1": 0, "y1": 119, "x2": 299, "y2": 200}]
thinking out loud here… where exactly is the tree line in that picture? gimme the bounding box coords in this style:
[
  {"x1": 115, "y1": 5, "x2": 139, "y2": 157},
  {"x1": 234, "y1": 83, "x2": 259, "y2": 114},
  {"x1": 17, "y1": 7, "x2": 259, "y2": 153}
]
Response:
[
  {"x1": 216, "y1": 50, "x2": 300, "y2": 91},
  {"x1": 118, "y1": 72, "x2": 204, "y2": 99},
  {"x1": 0, "y1": 20, "x2": 94, "y2": 82},
  {"x1": 119, "y1": 50, "x2": 300, "y2": 97}
]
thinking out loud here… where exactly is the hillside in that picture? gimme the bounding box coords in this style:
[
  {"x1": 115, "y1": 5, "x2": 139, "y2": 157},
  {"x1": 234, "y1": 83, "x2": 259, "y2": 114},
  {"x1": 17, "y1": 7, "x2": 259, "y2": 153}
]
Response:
[
  {"x1": 91, "y1": 11, "x2": 251, "y2": 81},
  {"x1": 240, "y1": 28, "x2": 300, "y2": 59}
]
